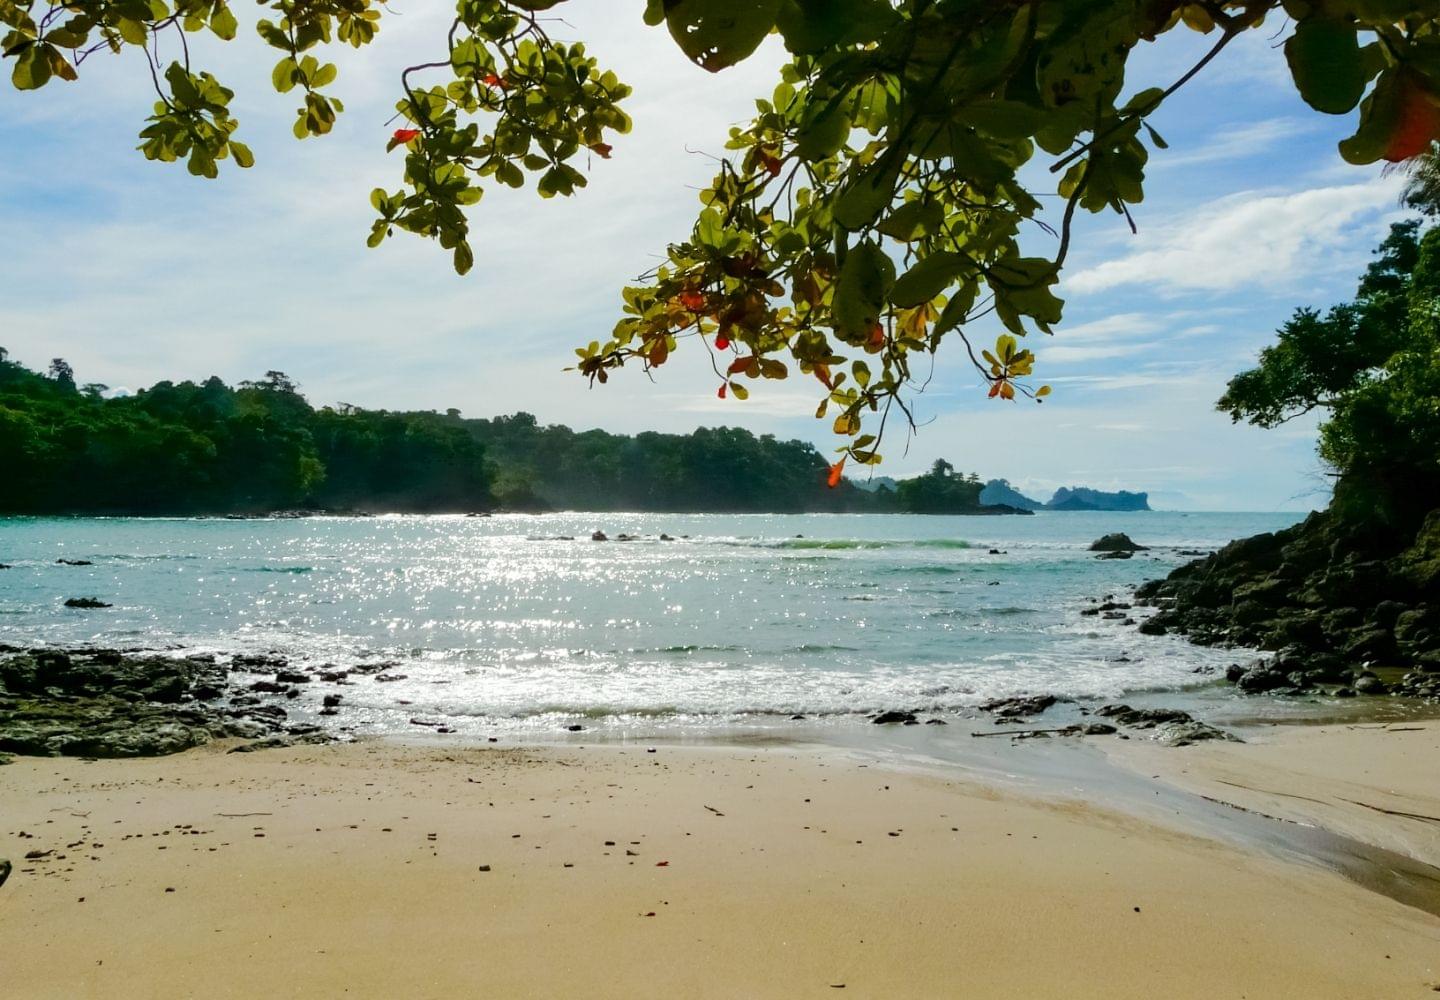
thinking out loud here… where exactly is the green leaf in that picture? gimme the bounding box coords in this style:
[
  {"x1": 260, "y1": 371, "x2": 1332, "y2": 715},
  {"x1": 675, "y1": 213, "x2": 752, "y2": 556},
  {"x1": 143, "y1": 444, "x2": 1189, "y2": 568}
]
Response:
[
  {"x1": 116, "y1": 17, "x2": 147, "y2": 46},
  {"x1": 890, "y1": 252, "x2": 968, "y2": 308},
  {"x1": 454, "y1": 241, "x2": 474, "y2": 275},
  {"x1": 795, "y1": 93, "x2": 850, "y2": 161},
  {"x1": 272, "y1": 58, "x2": 298, "y2": 94},
  {"x1": 665, "y1": 0, "x2": 781, "y2": 72},
  {"x1": 11, "y1": 44, "x2": 50, "y2": 90},
  {"x1": 210, "y1": 5, "x2": 238, "y2": 40},
  {"x1": 832, "y1": 239, "x2": 894, "y2": 336},
  {"x1": 955, "y1": 99, "x2": 1042, "y2": 140},
  {"x1": 1285, "y1": 17, "x2": 1366, "y2": 115},
  {"x1": 833, "y1": 158, "x2": 898, "y2": 231},
  {"x1": 933, "y1": 280, "x2": 980, "y2": 337},
  {"x1": 876, "y1": 199, "x2": 942, "y2": 242},
  {"x1": 774, "y1": 0, "x2": 896, "y2": 55},
  {"x1": 1339, "y1": 69, "x2": 1403, "y2": 165},
  {"x1": 228, "y1": 140, "x2": 254, "y2": 168}
]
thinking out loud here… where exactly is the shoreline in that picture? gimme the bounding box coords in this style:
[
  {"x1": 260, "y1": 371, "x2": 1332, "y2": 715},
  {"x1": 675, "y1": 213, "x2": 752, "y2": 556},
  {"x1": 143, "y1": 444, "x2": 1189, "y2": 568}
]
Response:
[{"x1": 4, "y1": 726, "x2": 1438, "y2": 998}]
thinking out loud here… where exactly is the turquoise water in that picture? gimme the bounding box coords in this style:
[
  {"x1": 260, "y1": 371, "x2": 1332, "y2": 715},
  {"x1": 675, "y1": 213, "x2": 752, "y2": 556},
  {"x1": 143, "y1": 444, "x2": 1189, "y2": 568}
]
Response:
[{"x1": 0, "y1": 512, "x2": 1302, "y2": 733}]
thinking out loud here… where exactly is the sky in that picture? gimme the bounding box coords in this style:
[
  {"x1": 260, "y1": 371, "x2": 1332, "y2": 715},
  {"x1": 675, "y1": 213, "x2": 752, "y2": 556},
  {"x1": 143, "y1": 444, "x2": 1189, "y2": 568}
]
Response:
[{"x1": 0, "y1": 4, "x2": 1416, "y2": 511}]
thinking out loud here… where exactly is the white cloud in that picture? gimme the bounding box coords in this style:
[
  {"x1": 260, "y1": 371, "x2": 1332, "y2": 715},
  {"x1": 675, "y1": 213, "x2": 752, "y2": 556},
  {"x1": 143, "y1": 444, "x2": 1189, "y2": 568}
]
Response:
[
  {"x1": 1064, "y1": 177, "x2": 1405, "y2": 296},
  {"x1": 1153, "y1": 118, "x2": 1316, "y2": 170}
]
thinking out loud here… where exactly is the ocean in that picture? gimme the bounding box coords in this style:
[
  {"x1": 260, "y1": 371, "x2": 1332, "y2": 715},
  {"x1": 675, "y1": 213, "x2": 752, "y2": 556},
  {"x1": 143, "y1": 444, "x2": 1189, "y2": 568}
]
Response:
[{"x1": 0, "y1": 511, "x2": 1305, "y2": 738}]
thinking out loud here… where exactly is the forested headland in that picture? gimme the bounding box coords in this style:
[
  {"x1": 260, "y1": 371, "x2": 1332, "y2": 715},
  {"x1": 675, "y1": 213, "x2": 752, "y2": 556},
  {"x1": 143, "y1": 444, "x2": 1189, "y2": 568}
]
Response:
[
  {"x1": 0, "y1": 352, "x2": 1020, "y2": 517},
  {"x1": 1138, "y1": 211, "x2": 1440, "y2": 701}
]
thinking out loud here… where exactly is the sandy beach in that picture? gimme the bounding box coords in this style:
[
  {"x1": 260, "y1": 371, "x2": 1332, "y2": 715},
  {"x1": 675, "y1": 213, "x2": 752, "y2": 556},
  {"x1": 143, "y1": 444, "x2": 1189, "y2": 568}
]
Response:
[{"x1": 3, "y1": 726, "x2": 1438, "y2": 999}]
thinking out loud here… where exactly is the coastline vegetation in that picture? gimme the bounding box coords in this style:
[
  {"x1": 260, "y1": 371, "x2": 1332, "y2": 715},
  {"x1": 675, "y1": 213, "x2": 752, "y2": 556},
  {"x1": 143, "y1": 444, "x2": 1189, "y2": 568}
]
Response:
[
  {"x1": 1139, "y1": 203, "x2": 1440, "y2": 701},
  {"x1": 0, "y1": 352, "x2": 1019, "y2": 516}
]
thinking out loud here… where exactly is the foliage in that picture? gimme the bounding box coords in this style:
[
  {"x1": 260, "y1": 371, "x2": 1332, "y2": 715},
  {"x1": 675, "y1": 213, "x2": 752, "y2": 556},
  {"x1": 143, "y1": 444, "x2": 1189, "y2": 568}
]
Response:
[
  {"x1": 0, "y1": 356, "x2": 490, "y2": 514},
  {"x1": 893, "y1": 459, "x2": 983, "y2": 514},
  {"x1": 1397, "y1": 144, "x2": 1440, "y2": 215},
  {"x1": 6, "y1": 0, "x2": 1440, "y2": 460},
  {"x1": 0, "y1": 353, "x2": 998, "y2": 515},
  {"x1": 1219, "y1": 219, "x2": 1440, "y2": 527}
]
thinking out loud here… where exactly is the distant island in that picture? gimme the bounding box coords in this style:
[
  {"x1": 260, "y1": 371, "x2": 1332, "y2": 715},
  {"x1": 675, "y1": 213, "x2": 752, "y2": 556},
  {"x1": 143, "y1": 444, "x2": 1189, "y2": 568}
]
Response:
[
  {"x1": 0, "y1": 353, "x2": 1038, "y2": 517},
  {"x1": 979, "y1": 480, "x2": 1152, "y2": 512}
]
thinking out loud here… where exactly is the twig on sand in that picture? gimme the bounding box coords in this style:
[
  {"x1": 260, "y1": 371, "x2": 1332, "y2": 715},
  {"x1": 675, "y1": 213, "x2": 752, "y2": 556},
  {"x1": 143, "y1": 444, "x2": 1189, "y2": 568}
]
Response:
[
  {"x1": 216, "y1": 812, "x2": 273, "y2": 818},
  {"x1": 1336, "y1": 798, "x2": 1440, "y2": 825},
  {"x1": 1214, "y1": 779, "x2": 1333, "y2": 808},
  {"x1": 971, "y1": 727, "x2": 1075, "y2": 738},
  {"x1": 704, "y1": 805, "x2": 725, "y2": 816}
]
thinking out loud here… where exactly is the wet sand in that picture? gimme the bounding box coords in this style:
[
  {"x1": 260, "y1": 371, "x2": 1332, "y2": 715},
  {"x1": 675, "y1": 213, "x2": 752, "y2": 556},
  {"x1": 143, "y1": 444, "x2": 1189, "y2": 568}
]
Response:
[{"x1": 2, "y1": 733, "x2": 1438, "y2": 999}]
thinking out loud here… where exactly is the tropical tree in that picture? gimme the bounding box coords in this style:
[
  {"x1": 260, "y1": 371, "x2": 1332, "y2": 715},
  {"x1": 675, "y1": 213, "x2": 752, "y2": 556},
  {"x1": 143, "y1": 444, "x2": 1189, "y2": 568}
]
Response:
[
  {"x1": 5, "y1": 0, "x2": 1440, "y2": 471},
  {"x1": 1220, "y1": 219, "x2": 1440, "y2": 526}
]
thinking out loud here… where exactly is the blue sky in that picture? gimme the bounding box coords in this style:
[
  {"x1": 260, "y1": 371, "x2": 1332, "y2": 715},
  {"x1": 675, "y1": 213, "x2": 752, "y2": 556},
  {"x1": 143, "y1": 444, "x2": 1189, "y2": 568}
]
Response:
[{"x1": 0, "y1": 6, "x2": 1414, "y2": 510}]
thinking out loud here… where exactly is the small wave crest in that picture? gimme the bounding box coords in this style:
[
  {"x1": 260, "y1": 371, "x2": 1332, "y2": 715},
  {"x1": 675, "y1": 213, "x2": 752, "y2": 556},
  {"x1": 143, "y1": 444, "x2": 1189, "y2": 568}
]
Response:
[{"x1": 768, "y1": 538, "x2": 973, "y2": 551}]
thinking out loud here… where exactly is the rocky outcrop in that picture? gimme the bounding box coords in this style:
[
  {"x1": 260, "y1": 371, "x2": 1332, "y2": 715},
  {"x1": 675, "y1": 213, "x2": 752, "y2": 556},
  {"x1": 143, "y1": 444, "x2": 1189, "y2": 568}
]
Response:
[
  {"x1": 1090, "y1": 533, "x2": 1148, "y2": 553},
  {"x1": 1134, "y1": 509, "x2": 1440, "y2": 700},
  {"x1": 0, "y1": 648, "x2": 287, "y2": 758}
]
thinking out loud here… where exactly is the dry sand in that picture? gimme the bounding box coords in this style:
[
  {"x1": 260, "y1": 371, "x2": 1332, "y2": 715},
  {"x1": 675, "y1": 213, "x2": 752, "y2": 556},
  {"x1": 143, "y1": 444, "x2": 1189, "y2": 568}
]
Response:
[{"x1": 2, "y1": 732, "x2": 1438, "y2": 999}]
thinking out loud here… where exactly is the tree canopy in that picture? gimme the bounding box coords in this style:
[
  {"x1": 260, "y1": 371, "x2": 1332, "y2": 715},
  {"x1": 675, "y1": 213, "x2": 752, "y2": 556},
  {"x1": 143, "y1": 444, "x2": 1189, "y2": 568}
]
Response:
[
  {"x1": 1219, "y1": 208, "x2": 1440, "y2": 527},
  {"x1": 0, "y1": 351, "x2": 1009, "y2": 515},
  {"x1": 5, "y1": 0, "x2": 1440, "y2": 472}
]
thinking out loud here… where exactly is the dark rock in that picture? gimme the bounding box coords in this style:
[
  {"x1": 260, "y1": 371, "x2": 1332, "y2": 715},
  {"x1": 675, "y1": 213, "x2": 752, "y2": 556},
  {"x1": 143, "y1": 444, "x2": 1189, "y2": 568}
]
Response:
[
  {"x1": 1235, "y1": 662, "x2": 1289, "y2": 694},
  {"x1": 56, "y1": 559, "x2": 94, "y2": 566},
  {"x1": 274, "y1": 670, "x2": 309, "y2": 684},
  {"x1": 1094, "y1": 704, "x2": 1238, "y2": 745},
  {"x1": 1395, "y1": 608, "x2": 1436, "y2": 646},
  {"x1": 232, "y1": 653, "x2": 288, "y2": 670},
  {"x1": 63, "y1": 598, "x2": 112, "y2": 609},
  {"x1": 1160, "y1": 721, "x2": 1242, "y2": 746},
  {"x1": 0, "y1": 858, "x2": 10, "y2": 889},
  {"x1": 591, "y1": 531, "x2": 608, "y2": 542},
  {"x1": 565, "y1": 724, "x2": 585, "y2": 732},
  {"x1": 925, "y1": 718, "x2": 947, "y2": 725},
  {"x1": 979, "y1": 695, "x2": 1057, "y2": 719},
  {"x1": 1094, "y1": 704, "x2": 1193, "y2": 728},
  {"x1": 1334, "y1": 687, "x2": 1356, "y2": 698},
  {"x1": 1080, "y1": 723, "x2": 1117, "y2": 736},
  {"x1": 1343, "y1": 627, "x2": 1396, "y2": 663},
  {"x1": 374, "y1": 673, "x2": 408, "y2": 683},
  {"x1": 1371, "y1": 600, "x2": 1408, "y2": 629},
  {"x1": 1096, "y1": 550, "x2": 1133, "y2": 560},
  {"x1": 872, "y1": 711, "x2": 917, "y2": 725},
  {"x1": 322, "y1": 694, "x2": 343, "y2": 708},
  {"x1": 1353, "y1": 674, "x2": 1388, "y2": 695},
  {"x1": 1089, "y1": 533, "x2": 1148, "y2": 553}
]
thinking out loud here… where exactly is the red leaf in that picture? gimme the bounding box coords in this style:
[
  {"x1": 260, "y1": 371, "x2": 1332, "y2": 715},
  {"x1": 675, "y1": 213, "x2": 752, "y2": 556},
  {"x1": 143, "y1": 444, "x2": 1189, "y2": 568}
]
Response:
[
  {"x1": 868, "y1": 324, "x2": 885, "y2": 348},
  {"x1": 727, "y1": 356, "x2": 752, "y2": 375},
  {"x1": 391, "y1": 128, "x2": 421, "y2": 145},
  {"x1": 759, "y1": 151, "x2": 782, "y2": 177},
  {"x1": 679, "y1": 290, "x2": 706, "y2": 312},
  {"x1": 827, "y1": 458, "x2": 846, "y2": 489},
  {"x1": 717, "y1": 383, "x2": 727, "y2": 399},
  {"x1": 813, "y1": 364, "x2": 833, "y2": 389},
  {"x1": 987, "y1": 381, "x2": 1002, "y2": 398},
  {"x1": 483, "y1": 72, "x2": 509, "y2": 90},
  {"x1": 714, "y1": 335, "x2": 731, "y2": 351},
  {"x1": 589, "y1": 142, "x2": 613, "y2": 159},
  {"x1": 1386, "y1": 78, "x2": 1440, "y2": 162}
]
